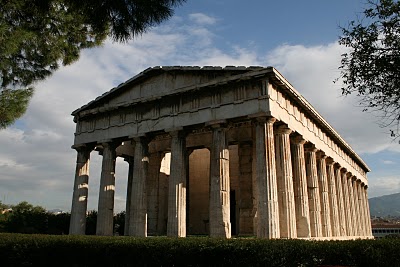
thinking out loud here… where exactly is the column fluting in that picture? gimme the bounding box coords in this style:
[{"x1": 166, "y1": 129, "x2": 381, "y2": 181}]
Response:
[
  {"x1": 70, "y1": 144, "x2": 93, "y2": 235},
  {"x1": 167, "y1": 130, "x2": 188, "y2": 237},
  {"x1": 305, "y1": 145, "x2": 322, "y2": 237},
  {"x1": 317, "y1": 152, "x2": 332, "y2": 238},
  {"x1": 129, "y1": 137, "x2": 149, "y2": 237},
  {"x1": 341, "y1": 171, "x2": 353, "y2": 237},
  {"x1": 334, "y1": 167, "x2": 347, "y2": 236},
  {"x1": 124, "y1": 156, "x2": 134, "y2": 236},
  {"x1": 96, "y1": 141, "x2": 118, "y2": 236},
  {"x1": 290, "y1": 136, "x2": 311, "y2": 238},
  {"x1": 209, "y1": 124, "x2": 231, "y2": 238},
  {"x1": 254, "y1": 117, "x2": 280, "y2": 238},
  {"x1": 326, "y1": 159, "x2": 340, "y2": 237}
]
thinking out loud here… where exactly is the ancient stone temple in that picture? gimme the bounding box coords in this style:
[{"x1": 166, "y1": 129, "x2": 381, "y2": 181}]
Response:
[{"x1": 69, "y1": 66, "x2": 373, "y2": 239}]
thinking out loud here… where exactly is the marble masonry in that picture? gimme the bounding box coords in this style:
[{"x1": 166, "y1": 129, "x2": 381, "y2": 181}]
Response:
[{"x1": 69, "y1": 66, "x2": 373, "y2": 239}]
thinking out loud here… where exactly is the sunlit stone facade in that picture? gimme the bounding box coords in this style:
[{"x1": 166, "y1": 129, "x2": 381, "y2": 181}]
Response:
[{"x1": 69, "y1": 66, "x2": 372, "y2": 239}]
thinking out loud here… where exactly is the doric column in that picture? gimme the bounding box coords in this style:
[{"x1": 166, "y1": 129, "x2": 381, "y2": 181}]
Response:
[
  {"x1": 356, "y1": 180, "x2": 366, "y2": 237},
  {"x1": 342, "y1": 171, "x2": 353, "y2": 237},
  {"x1": 275, "y1": 125, "x2": 297, "y2": 238},
  {"x1": 290, "y1": 136, "x2": 311, "y2": 238},
  {"x1": 167, "y1": 130, "x2": 188, "y2": 237},
  {"x1": 305, "y1": 145, "x2": 322, "y2": 237},
  {"x1": 326, "y1": 159, "x2": 340, "y2": 237},
  {"x1": 96, "y1": 141, "x2": 118, "y2": 236},
  {"x1": 124, "y1": 156, "x2": 134, "y2": 236},
  {"x1": 352, "y1": 178, "x2": 361, "y2": 237},
  {"x1": 70, "y1": 144, "x2": 93, "y2": 235},
  {"x1": 348, "y1": 176, "x2": 358, "y2": 236},
  {"x1": 254, "y1": 117, "x2": 279, "y2": 238},
  {"x1": 238, "y1": 143, "x2": 254, "y2": 235},
  {"x1": 346, "y1": 173, "x2": 356, "y2": 236},
  {"x1": 129, "y1": 136, "x2": 149, "y2": 237},
  {"x1": 363, "y1": 185, "x2": 372, "y2": 236},
  {"x1": 334, "y1": 166, "x2": 347, "y2": 236},
  {"x1": 147, "y1": 151, "x2": 163, "y2": 235},
  {"x1": 209, "y1": 124, "x2": 231, "y2": 238},
  {"x1": 317, "y1": 152, "x2": 331, "y2": 238}
]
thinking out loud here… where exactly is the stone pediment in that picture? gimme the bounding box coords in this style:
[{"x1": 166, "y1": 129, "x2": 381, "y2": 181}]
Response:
[{"x1": 72, "y1": 66, "x2": 265, "y2": 118}]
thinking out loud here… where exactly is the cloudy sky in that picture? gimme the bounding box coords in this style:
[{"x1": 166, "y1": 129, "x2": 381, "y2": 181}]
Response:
[{"x1": 1, "y1": 0, "x2": 399, "y2": 212}]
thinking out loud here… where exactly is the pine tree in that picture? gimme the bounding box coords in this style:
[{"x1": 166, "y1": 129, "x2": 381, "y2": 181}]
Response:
[{"x1": 0, "y1": 0, "x2": 186, "y2": 129}]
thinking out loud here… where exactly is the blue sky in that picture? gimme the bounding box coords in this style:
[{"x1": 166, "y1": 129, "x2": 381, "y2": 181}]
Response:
[{"x1": 0, "y1": 1, "x2": 399, "y2": 212}]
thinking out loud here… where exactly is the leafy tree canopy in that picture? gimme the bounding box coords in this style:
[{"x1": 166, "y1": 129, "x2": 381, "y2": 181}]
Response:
[
  {"x1": 0, "y1": 0, "x2": 186, "y2": 129},
  {"x1": 338, "y1": 0, "x2": 400, "y2": 135}
]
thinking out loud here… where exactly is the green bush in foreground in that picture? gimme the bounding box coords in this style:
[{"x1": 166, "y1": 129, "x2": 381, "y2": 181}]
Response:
[{"x1": 1, "y1": 234, "x2": 400, "y2": 266}]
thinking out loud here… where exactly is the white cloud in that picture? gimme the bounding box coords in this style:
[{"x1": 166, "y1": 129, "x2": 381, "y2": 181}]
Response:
[
  {"x1": 0, "y1": 12, "x2": 398, "y2": 211},
  {"x1": 189, "y1": 13, "x2": 217, "y2": 25},
  {"x1": 382, "y1": 160, "x2": 396, "y2": 165},
  {"x1": 368, "y1": 176, "x2": 400, "y2": 198},
  {"x1": 265, "y1": 42, "x2": 398, "y2": 154}
]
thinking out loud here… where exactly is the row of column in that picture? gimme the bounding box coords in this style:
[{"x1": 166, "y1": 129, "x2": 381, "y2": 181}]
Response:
[
  {"x1": 70, "y1": 116, "x2": 372, "y2": 239},
  {"x1": 254, "y1": 117, "x2": 372, "y2": 239},
  {"x1": 69, "y1": 123, "x2": 232, "y2": 238}
]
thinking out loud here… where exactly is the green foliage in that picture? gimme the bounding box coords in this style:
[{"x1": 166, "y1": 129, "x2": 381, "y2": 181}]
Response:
[
  {"x1": 0, "y1": 88, "x2": 33, "y2": 128},
  {"x1": 85, "y1": 210, "x2": 97, "y2": 235},
  {"x1": 114, "y1": 211, "x2": 126, "y2": 236},
  {"x1": 3, "y1": 201, "x2": 48, "y2": 233},
  {"x1": 1, "y1": 235, "x2": 400, "y2": 266},
  {"x1": 338, "y1": 0, "x2": 400, "y2": 134},
  {"x1": 0, "y1": 0, "x2": 186, "y2": 128},
  {"x1": 0, "y1": 201, "x2": 70, "y2": 235}
]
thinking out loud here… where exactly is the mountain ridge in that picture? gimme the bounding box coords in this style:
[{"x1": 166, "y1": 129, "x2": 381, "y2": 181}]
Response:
[{"x1": 369, "y1": 192, "x2": 400, "y2": 217}]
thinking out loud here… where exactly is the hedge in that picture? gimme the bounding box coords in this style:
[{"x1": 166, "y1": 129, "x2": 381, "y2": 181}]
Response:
[{"x1": 1, "y1": 233, "x2": 400, "y2": 266}]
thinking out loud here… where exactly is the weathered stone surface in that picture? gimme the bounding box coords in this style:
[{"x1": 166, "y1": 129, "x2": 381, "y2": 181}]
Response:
[
  {"x1": 96, "y1": 142, "x2": 118, "y2": 236},
  {"x1": 334, "y1": 167, "x2": 347, "y2": 236},
  {"x1": 342, "y1": 172, "x2": 353, "y2": 237},
  {"x1": 124, "y1": 156, "x2": 134, "y2": 236},
  {"x1": 255, "y1": 117, "x2": 280, "y2": 239},
  {"x1": 238, "y1": 143, "x2": 254, "y2": 235},
  {"x1": 70, "y1": 66, "x2": 373, "y2": 240},
  {"x1": 129, "y1": 137, "x2": 149, "y2": 237},
  {"x1": 290, "y1": 136, "x2": 311, "y2": 238},
  {"x1": 326, "y1": 160, "x2": 340, "y2": 237},
  {"x1": 275, "y1": 125, "x2": 297, "y2": 238},
  {"x1": 209, "y1": 124, "x2": 231, "y2": 238},
  {"x1": 305, "y1": 146, "x2": 322, "y2": 237},
  {"x1": 317, "y1": 152, "x2": 331, "y2": 238},
  {"x1": 70, "y1": 145, "x2": 93, "y2": 235},
  {"x1": 167, "y1": 130, "x2": 188, "y2": 237}
]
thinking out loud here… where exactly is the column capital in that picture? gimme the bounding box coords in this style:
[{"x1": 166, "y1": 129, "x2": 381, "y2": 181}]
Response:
[
  {"x1": 130, "y1": 135, "x2": 150, "y2": 145},
  {"x1": 205, "y1": 119, "x2": 227, "y2": 128},
  {"x1": 316, "y1": 151, "x2": 327, "y2": 160},
  {"x1": 253, "y1": 116, "x2": 276, "y2": 125},
  {"x1": 167, "y1": 128, "x2": 187, "y2": 139},
  {"x1": 98, "y1": 140, "x2": 120, "y2": 151},
  {"x1": 275, "y1": 125, "x2": 292, "y2": 135},
  {"x1": 291, "y1": 135, "x2": 306, "y2": 145},
  {"x1": 72, "y1": 143, "x2": 95, "y2": 153},
  {"x1": 325, "y1": 157, "x2": 335, "y2": 165},
  {"x1": 334, "y1": 163, "x2": 342, "y2": 170},
  {"x1": 304, "y1": 143, "x2": 318, "y2": 153}
]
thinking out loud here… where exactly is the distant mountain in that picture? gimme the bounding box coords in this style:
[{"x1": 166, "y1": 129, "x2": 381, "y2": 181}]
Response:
[{"x1": 369, "y1": 192, "x2": 400, "y2": 217}]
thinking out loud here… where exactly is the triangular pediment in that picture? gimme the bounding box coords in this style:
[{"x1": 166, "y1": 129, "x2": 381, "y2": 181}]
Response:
[{"x1": 72, "y1": 66, "x2": 264, "y2": 116}]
